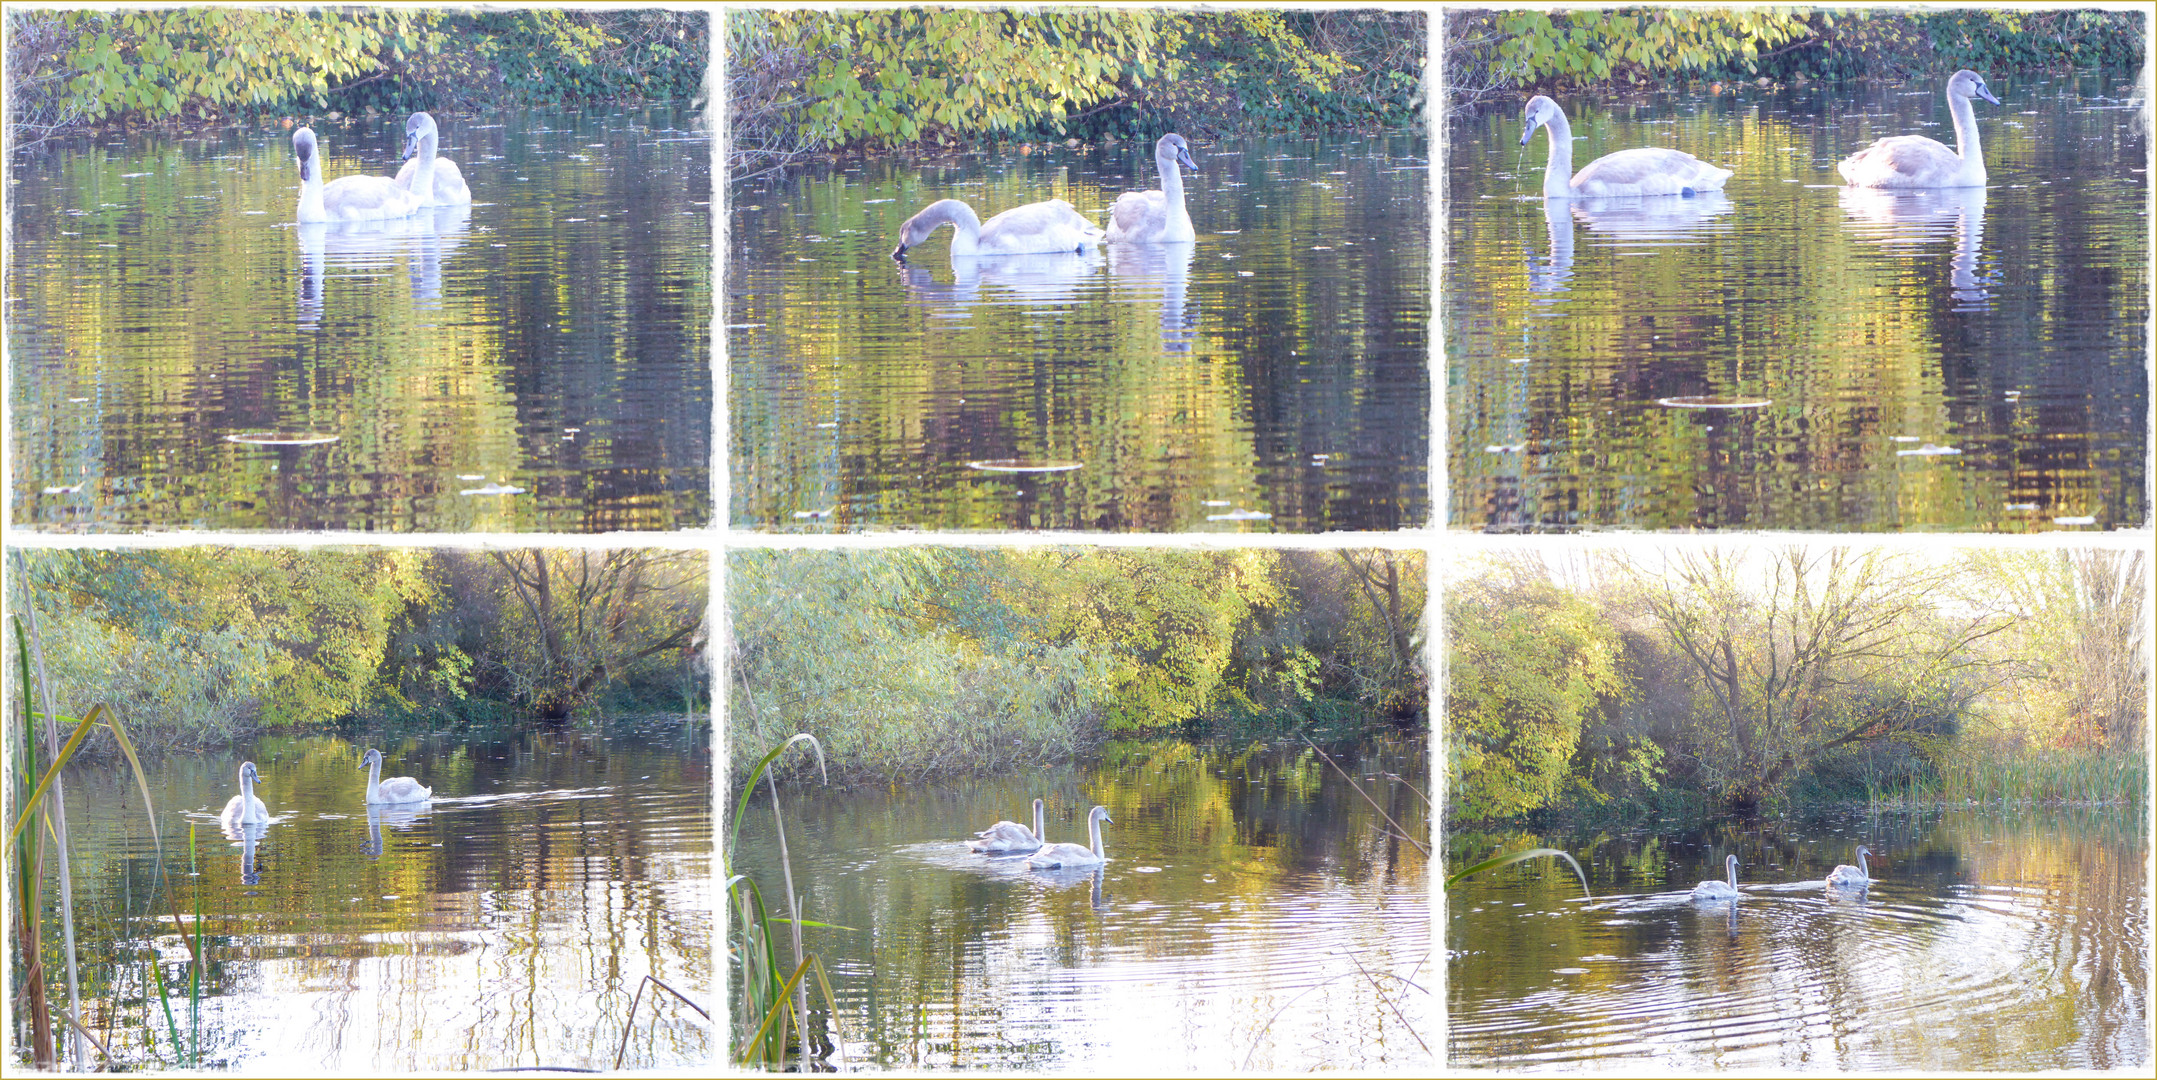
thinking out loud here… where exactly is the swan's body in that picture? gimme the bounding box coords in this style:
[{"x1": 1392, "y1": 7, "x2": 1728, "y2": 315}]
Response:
[
  {"x1": 361, "y1": 747, "x2": 433, "y2": 804},
  {"x1": 1826, "y1": 844, "x2": 1874, "y2": 889},
  {"x1": 393, "y1": 111, "x2": 472, "y2": 206},
  {"x1": 1028, "y1": 804, "x2": 1112, "y2": 869},
  {"x1": 971, "y1": 797, "x2": 1047, "y2": 855},
  {"x1": 293, "y1": 127, "x2": 424, "y2": 223},
  {"x1": 1520, "y1": 96, "x2": 1733, "y2": 198},
  {"x1": 1839, "y1": 70, "x2": 1999, "y2": 189},
  {"x1": 219, "y1": 761, "x2": 268, "y2": 826},
  {"x1": 1107, "y1": 133, "x2": 1198, "y2": 243},
  {"x1": 891, "y1": 198, "x2": 1105, "y2": 258},
  {"x1": 1691, "y1": 853, "x2": 1740, "y2": 901}
]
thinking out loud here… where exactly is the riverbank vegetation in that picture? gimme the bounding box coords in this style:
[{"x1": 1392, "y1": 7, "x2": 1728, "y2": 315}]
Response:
[
  {"x1": 727, "y1": 548, "x2": 1425, "y2": 786},
  {"x1": 5, "y1": 7, "x2": 706, "y2": 144},
  {"x1": 1447, "y1": 546, "x2": 2147, "y2": 824},
  {"x1": 1446, "y1": 6, "x2": 2145, "y2": 110},
  {"x1": 727, "y1": 7, "x2": 1424, "y2": 175},
  {"x1": 8, "y1": 548, "x2": 708, "y2": 752}
]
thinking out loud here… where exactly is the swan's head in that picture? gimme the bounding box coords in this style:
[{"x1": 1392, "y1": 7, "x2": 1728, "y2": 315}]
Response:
[
  {"x1": 1090, "y1": 804, "x2": 1113, "y2": 825},
  {"x1": 1948, "y1": 69, "x2": 2000, "y2": 107},
  {"x1": 238, "y1": 760, "x2": 260, "y2": 783},
  {"x1": 403, "y1": 112, "x2": 440, "y2": 160},
  {"x1": 1521, "y1": 96, "x2": 1562, "y2": 145},
  {"x1": 891, "y1": 199, "x2": 965, "y2": 259},
  {"x1": 293, "y1": 128, "x2": 319, "y2": 182},
  {"x1": 360, "y1": 748, "x2": 383, "y2": 770},
  {"x1": 1854, "y1": 845, "x2": 1872, "y2": 861},
  {"x1": 1727, "y1": 854, "x2": 1739, "y2": 870},
  {"x1": 1158, "y1": 133, "x2": 1197, "y2": 173}
]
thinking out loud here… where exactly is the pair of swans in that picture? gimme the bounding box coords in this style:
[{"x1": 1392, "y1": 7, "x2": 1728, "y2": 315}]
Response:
[
  {"x1": 969, "y1": 798, "x2": 1114, "y2": 869},
  {"x1": 293, "y1": 111, "x2": 473, "y2": 223},
  {"x1": 1687, "y1": 844, "x2": 1878, "y2": 903},
  {"x1": 890, "y1": 133, "x2": 1198, "y2": 260},
  {"x1": 1522, "y1": 70, "x2": 1999, "y2": 198},
  {"x1": 215, "y1": 750, "x2": 432, "y2": 825}
]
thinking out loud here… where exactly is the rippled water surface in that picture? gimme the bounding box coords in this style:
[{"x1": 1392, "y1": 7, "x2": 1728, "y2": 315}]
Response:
[
  {"x1": 1447, "y1": 73, "x2": 2148, "y2": 530},
  {"x1": 729, "y1": 133, "x2": 1430, "y2": 532},
  {"x1": 32, "y1": 724, "x2": 710, "y2": 1071},
  {"x1": 1447, "y1": 808, "x2": 2148, "y2": 1070},
  {"x1": 9, "y1": 106, "x2": 711, "y2": 532},
  {"x1": 729, "y1": 740, "x2": 1431, "y2": 1070}
]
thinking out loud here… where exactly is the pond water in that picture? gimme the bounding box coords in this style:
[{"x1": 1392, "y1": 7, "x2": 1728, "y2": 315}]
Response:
[
  {"x1": 729, "y1": 133, "x2": 1430, "y2": 532},
  {"x1": 1447, "y1": 807, "x2": 2148, "y2": 1070},
  {"x1": 8, "y1": 106, "x2": 711, "y2": 533},
  {"x1": 25, "y1": 722, "x2": 710, "y2": 1071},
  {"x1": 728, "y1": 738, "x2": 1431, "y2": 1070},
  {"x1": 1446, "y1": 72, "x2": 2148, "y2": 531}
]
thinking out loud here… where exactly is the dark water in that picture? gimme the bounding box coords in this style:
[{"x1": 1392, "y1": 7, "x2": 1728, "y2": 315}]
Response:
[
  {"x1": 729, "y1": 133, "x2": 1430, "y2": 532},
  {"x1": 27, "y1": 723, "x2": 710, "y2": 1071},
  {"x1": 8, "y1": 106, "x2": 711, "y2": 532},
  {"x1": 729, "y1": 739, "x2": 1431, "y2": 1070},
  {"x1": 1447, "y1": 807, "x2": 2148, "y2": 1070},
  {"x1": 1447, "y1": 73, "x2": 2148, "y2": 531}
]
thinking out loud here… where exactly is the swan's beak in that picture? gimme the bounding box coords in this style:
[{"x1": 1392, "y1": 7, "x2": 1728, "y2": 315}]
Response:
[
  {"x1": 1977, "y1": 84, "x2": 2000, "y2": 106},
  {"x1": 1178, "y1": 146, "x2": 1198, "y2": 172},
  {"x1": 890, "y1": 243, "x2": 909, "y2": 261},
  {"x1": 1519, "y1": 120, "x2": 1536, "y2": 147}
]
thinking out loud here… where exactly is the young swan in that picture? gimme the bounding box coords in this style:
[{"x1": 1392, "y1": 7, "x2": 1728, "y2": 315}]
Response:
[
  {"x1": 293, "y1": 127, "x2": 424, "y2": 223},
  {"x1": 1838, "y1": 70, "x2": 2000, "y2": 189},
  {"x1": 1520, "y1": 96, "x2": 1733, "y2": 198},
  {"x1": 219, "y1": 760, "x2": 269, "y2": 827},
  {"x1": 1027, "y1": 804, "x2": 1113, "y2": 869},
  {"x1": 1691, "y1": 853, "x2": 1740, "y2": 902},
  {"x1": 970, "y1": 797, "x2": 1047, "y2": 855},
  {"x1": 1825, "y1": 845, "x2": 1874, "y2": 890},
  {"x1": 394, "y1": 111, "x2": 473, "y2": 206},
  {"x1": 1106, "y1": 133, "x2": 1199, "y2": 243},
  {"x1": 891, "y1": 198, "x2": 1105, "y2": 259},
  {"x1": 360, "y1": 748, "x2": 433, "y2": 804}
]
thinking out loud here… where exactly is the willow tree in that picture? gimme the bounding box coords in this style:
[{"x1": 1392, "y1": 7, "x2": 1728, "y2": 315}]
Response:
[{"x1": 1627, "y1": 546, "x2": 2016, "y2": 810}]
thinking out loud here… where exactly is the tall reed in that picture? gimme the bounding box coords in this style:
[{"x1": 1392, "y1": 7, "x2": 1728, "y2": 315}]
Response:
[{"x1": 727, "y1": 732, "x2": 848, "y2": 1067}]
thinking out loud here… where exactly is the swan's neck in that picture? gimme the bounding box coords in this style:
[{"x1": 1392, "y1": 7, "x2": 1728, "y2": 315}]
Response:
[
  {"x1": 940, "y1": 200, "x2": 983, "y2": 256},
  {"x1": 1088, "y1": 813, "x2": 1104, "y2": 858},
  {"x1": 1727, "y1": 859, "x2": 1738, "y2": 889},
  {"x1": 1160, "y1": 149, "x2": 1185, "y2": 207},
  {"x1": 366, "y1": 758, "x2": 382, "y2": 801},
  {"x1": 1032, "y1": 801, "x2": 1045, "y2": 841},
  {"x1": 298, "y1": 168, "x2": 326, "y2": 222},
  {"x1": 412, "y1": 132, "x2": 439, "y2": 202},
  {"x1": 1540, "y1": 109, "x2": 1576, "y2": 199},
  {"x1": 1948, "y1": 92, "x2": 1985, "y2": 179},
  {"x1": 1856, "y1": 849, "x2": 1869, "y2": 877}
]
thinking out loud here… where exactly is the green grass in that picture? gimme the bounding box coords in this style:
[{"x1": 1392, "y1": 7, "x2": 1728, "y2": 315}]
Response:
[{"x1": 1868, "y1": 747, "x2": 2148, "y2": 809}]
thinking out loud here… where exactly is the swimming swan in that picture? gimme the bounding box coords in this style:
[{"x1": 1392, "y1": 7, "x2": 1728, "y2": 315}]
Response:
[
  {"x1": 891, "y1": 198, "x2": 1105, "y2": 259},
  {"x1": 1028, "y1": 804, "x2": 1112, "y2": 869},
  {"x1": 360, "y1": 748, "x2": 433, "y2": 804},
  {"x1": 1838, "y1": 70, "x2": 2000, "y2": 189},
  {"x1": 1691, "y1": 853, "x2": 1740, "y2": 902},
  {"x1": 293, "y1": 127, "x2": 424, "y2": 223},
  {"x1": 970, "y1": 797, "x2": 1047, "y2": 855},
  {"x1": 1520, "y1": 96, "x2": 1733, "y2": 198},
  {"x1": 393, "y1": 111, "x2": 472, "y2": 206},
  {"x1": 1107, "y1": 133, "x2": 1198, "y2": 243},
  {"x1": 220, "y1": 761, "x2": 268, "y2": 827},
  {"x1": 1825, "y1": 844, "x2": 1874, "y2": 889}
]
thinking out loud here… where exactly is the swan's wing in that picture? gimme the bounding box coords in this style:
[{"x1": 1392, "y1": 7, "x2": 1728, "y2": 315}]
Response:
[
  {"x1": 1107, "y1": 190, "x2": 1166, "y2": 241},
  {"x1": 978, "y1": 199, "x2": 1104, "y2": 254},
  {"x1": 322, "y1": 174, "x2": 422, "y2": 220},
  {"x1": 1573, "y1": 148, "x2": 1729, "y2": 195},
  {"x1": 431, "y1": 158, "x2": 472, "y2": 202},
  {"x1": 1838, "y1": 135, "x2": 1958, "y2": 185}
]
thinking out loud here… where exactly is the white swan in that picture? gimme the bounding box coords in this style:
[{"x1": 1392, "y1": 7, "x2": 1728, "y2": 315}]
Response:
[
  {"x1": 1825, "y1": 844, "x2": 1874, "y2": 889},
  {"x1": 969, "y1": 797, "x2": 1046, "y2": 855},
  {"x1": 891, "y1": 198, "x2": 1105, "y2": 258},
  {"x1": 1839, "y1": 70, "x2": 1999, "y2": 189},
  {"x1": 1520, "y1": 96, "x2": 1733, "y2": 198},
  {"x1": 219, "y1": 760, "x2": 268, "y2": 827},
  {"x1": 393, "y1": 111, "x2": 472, "y2": 206},
  {"x1": 360, "y1": 748, "x2": 433, "y2": 804},
  {"x1": 1107, "y1": 133, "x2": 1198, "y2": 243},
  {"x1": 1027, "y1": 804, "x2": 1112, "y2": 869},
  {"x1": 293, "y1": 127, "x2": 424, "y2": 223},
  {"x1": 1691, "y1": 853, "x2": 1740, "y2": 902}
]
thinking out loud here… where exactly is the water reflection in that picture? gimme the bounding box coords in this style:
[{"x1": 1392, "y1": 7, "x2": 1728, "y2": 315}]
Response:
[
  {"x1": 296, "y1": 204, "x2": 474, "y2": 323},
  {"x1": 1838, "y1": 185, "x2": 1994, "y2": 310},
  {"x1": 897, "y1": 248, "x2": 1105, "y2": 307},
  {"x1": 1106, "y1": 242, "x2": 1199, "y2": 352}
]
